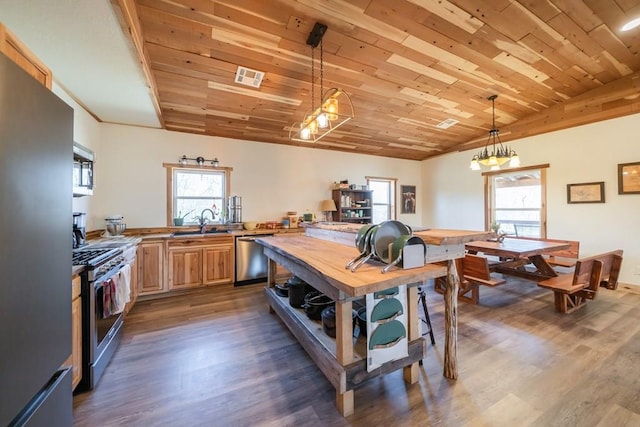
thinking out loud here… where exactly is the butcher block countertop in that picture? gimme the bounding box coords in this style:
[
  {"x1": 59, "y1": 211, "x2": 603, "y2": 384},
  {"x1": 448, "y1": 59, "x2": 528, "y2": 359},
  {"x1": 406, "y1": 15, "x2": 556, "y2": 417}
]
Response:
[
  {"x1": 257, "y1": 235, "x2": 447, "y2": 299},
  {"x1": 303, "y1": 222, "x2": 494, "y2": 246}
]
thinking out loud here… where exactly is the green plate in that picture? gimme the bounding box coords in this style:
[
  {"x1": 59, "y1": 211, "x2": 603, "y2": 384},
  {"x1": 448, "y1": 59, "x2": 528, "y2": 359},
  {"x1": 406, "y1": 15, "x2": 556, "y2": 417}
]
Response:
[
  {"x1": 368, "y1": 320, "x2": 406, "y2": 350},
  {"x1": 373, "y1": 287, "x2": 399, "y2": 299},
  {"x1": 370, "y1": 298, "x2": 403, "y2": 323}
]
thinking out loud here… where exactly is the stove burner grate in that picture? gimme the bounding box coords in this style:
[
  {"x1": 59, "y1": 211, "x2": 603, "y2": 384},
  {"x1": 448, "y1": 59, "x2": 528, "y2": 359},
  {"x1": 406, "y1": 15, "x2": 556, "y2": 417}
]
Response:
[{"x1": 72, "y1": 248, "x2": 120, "y2": 267}]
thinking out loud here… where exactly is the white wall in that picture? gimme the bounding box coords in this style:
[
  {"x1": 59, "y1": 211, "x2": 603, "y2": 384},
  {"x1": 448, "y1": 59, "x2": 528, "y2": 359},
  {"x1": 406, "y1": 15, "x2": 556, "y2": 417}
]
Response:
[
  {"x1": 95, "y1": 124, "x2": 423, "y2": 229},
  {"x1": 423, "y1": 113, "x2": 640, "y2": 286},
  {"x1": 53, "y1": 83, "x2": 101, "y2": 223}
]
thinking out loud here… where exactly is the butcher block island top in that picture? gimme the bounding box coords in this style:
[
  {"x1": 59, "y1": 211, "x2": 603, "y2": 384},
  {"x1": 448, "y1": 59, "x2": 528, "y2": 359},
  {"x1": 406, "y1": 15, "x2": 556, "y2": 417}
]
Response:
[
  {"x1": 257, "y1": 235, "x2": 446, "y2": 299},
  {"x1": 303, "y1": 222, "x2": 493, "y2": 247}
]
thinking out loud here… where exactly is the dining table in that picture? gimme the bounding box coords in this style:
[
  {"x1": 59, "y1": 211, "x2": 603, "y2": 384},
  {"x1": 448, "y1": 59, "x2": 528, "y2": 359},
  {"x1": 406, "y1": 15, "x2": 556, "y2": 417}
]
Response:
[{"x1": 465, "y1": 237, "x2": 571, "y2": 281}]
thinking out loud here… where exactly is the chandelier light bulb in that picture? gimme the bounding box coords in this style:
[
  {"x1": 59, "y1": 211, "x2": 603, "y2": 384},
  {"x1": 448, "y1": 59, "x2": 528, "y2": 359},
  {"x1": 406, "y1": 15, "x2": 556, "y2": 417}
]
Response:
[
  {"x1": 510, "y1": 153, "x2": 520, "y2": 167},
  {"x1": 325, "y1": 98, "x2": 338, "y2": 121},
  {"x1": 300, "y1": 125, "x2": 311, "y2": 140},
  {"x1": 470, "y1": 158, "x2": 481, "y2": 170},
  {"x1": 307, "y1": 117, "x2": 318, "y2": 134},
  {"x1": 317, "y1": 112, "x2": 328, "y2": 128}
]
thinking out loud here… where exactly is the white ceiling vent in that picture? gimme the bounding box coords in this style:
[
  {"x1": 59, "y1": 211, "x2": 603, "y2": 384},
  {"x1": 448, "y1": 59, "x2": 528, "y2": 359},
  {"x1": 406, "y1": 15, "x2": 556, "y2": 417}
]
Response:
[
  {"x1": 435, "y1": 118, "x2": 459, "y2": 129},
  {"x1": 235, "y1": 66, "x2": 264, "y2": 88}
]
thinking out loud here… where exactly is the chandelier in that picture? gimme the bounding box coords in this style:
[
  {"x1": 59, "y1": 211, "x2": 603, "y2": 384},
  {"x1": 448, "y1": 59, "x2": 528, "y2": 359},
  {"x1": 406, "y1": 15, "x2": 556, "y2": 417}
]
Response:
[
  {"x1": 289, "y1": 23, "x2": 354, "y2": 143},
  {"x1": 469, "y1": 95, "x2": 520, "y2": 171}
]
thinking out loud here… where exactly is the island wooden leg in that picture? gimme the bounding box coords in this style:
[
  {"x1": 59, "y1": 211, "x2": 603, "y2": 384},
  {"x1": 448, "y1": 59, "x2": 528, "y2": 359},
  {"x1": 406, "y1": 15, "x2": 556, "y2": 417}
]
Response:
[
  {"x1": 403, "y1": 284, "x2": 420, "y2": 384},
  {"x1": 443, "y1": 259, "x2": 459, "y2": 380},
  {"x1": 335, "y1": 300, "x2": 354, "y2": 416}
]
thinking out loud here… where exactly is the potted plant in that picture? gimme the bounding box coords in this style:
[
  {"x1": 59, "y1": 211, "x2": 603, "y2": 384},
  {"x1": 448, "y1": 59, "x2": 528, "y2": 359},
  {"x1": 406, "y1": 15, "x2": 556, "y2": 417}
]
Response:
[{"x1": 173, "y1": 209, "x2": 193, "y2": 226}]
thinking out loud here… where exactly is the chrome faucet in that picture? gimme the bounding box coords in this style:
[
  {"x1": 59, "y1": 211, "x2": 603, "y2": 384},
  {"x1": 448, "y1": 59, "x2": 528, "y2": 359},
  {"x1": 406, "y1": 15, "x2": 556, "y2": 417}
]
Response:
[{"x1": 199, "y1": 208, "x2": 216, "y2": 233}]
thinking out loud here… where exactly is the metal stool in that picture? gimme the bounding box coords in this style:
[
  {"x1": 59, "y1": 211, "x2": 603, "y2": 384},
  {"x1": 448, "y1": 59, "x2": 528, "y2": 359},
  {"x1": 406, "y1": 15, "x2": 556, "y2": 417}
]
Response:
[
  {"x1": 418, "y1": 286, "x2": 435, "y2": 345},
  {"x1": 417, "y1": 285, "x2": 435, "y2": 367}
]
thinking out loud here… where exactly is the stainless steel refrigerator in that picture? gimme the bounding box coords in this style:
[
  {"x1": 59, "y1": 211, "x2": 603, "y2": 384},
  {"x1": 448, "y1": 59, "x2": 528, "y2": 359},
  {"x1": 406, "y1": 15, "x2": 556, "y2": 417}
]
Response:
[{"x1": 0, "y1": 53, "x2": 73, "y2": 425}]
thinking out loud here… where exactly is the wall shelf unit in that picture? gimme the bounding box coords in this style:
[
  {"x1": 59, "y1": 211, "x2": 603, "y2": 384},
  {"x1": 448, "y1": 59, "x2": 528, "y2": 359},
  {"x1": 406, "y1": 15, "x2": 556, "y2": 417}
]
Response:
[{"x1": 332, "y1": 189, "x2": 373, "y2": 224}]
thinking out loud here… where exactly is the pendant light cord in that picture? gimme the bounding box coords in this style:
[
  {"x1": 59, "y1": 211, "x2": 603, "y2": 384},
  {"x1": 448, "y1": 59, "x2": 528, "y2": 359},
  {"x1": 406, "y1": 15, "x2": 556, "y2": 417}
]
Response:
[
  {"x1": 311, "y1": 45, "x2": 315, "y2": 113},
  {"x1": 320, "y1": 38, "x2": 324, "y2": 104}
]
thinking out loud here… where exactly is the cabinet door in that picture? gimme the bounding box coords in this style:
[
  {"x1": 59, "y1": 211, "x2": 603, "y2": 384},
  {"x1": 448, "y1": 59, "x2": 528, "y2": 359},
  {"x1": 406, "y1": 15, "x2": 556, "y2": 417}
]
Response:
[
  {"x1": 138, "y1": 241, "x2": 166, "y2": 295},
  {"x1": 168, "y1": 248, "x2": 202, "y2": 290},
  {"x1": 202, "y1": 245, "x2": 233, "y2": 285},
  {"x1": 70, "y1": 276, "x2": 82, "y2": 391}
]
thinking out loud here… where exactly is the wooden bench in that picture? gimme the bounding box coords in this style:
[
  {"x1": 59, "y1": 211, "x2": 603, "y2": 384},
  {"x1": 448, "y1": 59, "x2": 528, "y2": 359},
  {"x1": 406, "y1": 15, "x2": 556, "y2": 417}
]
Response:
[
  {"x1": 537, "y1": 250, "x2": 623, "y2": 313},
  {"x1": 434, "y1": 254, "x2": 506, "y2": 304},
  {"x1": 512, "y1": 237, "x2": 580, "y2": 268}
]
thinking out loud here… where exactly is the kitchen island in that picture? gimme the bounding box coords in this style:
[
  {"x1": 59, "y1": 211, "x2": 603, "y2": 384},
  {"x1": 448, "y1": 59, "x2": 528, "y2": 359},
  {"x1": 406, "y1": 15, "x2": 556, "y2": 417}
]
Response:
[{"x1": 258, "y1": 224, "x2": 492, "y2": 416}]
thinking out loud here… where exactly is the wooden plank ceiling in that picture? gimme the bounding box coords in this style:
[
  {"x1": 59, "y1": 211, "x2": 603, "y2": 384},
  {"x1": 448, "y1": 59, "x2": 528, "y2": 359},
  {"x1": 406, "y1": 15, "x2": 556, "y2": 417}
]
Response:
[{"x1": 114, "y1": 0, "x2": 640, "y2": 160}]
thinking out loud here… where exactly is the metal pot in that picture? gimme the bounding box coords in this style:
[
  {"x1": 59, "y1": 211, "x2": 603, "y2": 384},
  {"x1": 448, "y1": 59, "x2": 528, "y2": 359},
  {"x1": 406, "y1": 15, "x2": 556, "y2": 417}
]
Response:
[
  {"x1": 274, "y1": 282, "x2": 289, "y2": 297},
  {"x1": 321, "y1": 306, "x2": 358, "y2": 338},
  {"x1": 302, "y1": 291, "x2": 334, "y2": 320},
  {"x1": 287, "y1": 276, "x2": 311, "y2": 308}
]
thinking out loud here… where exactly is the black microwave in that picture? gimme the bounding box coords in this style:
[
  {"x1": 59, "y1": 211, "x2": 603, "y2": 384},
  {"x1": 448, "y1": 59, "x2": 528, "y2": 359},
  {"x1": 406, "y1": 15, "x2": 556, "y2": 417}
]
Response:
[{"x1": 73, "y1": 142, "x2": 94, "y2": 197}]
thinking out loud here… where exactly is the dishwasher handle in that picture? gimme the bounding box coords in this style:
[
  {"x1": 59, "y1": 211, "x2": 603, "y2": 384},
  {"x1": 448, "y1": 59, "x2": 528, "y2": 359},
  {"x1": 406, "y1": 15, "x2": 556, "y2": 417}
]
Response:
[{"x1": 237, "y1": 235, "x2": 273, "y2": 242}]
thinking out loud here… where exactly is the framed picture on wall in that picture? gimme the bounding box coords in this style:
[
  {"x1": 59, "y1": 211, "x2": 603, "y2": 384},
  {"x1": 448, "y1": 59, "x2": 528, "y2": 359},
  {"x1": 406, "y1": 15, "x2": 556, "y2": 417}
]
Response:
[
  {"x1": 401, "y1": 185, "x2": 416, "y2": 214},
  {"x1": 567, "y1": 181, "x2": 605, "y2": 204},
  {"x1": 618, "y1": 162, "x2": 640, "y2": 194}
]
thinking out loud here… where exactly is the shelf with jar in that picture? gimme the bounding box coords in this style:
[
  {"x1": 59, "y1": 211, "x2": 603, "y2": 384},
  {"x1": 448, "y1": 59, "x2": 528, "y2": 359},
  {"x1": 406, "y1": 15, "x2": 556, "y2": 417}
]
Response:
[{"x1": 331, "y1": 189, "x2": 373, "y2": 224}]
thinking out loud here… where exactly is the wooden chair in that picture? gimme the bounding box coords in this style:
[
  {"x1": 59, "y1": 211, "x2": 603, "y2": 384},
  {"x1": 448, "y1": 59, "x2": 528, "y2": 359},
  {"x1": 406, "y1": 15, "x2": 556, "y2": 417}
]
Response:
[
  {"x1": 538, "y1": 250, "x2": 623, "y2": 313},
  {"x1": 434, "y1": 254, "x2": 506, "y2": 304}
]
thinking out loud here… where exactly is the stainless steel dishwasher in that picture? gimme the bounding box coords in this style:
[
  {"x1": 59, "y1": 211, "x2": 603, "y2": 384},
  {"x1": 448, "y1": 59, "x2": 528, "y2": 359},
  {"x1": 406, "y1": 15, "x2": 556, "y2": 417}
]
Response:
[{"x1": 235, "y1": 234, "x2": 273, "y2": 286}]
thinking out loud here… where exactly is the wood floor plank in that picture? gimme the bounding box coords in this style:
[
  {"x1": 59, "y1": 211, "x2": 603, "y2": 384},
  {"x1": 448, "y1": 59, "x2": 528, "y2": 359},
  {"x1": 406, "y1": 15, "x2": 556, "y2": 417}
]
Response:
[{"x1": 73, "y1": 278, "x2": 640, "y2": 426}]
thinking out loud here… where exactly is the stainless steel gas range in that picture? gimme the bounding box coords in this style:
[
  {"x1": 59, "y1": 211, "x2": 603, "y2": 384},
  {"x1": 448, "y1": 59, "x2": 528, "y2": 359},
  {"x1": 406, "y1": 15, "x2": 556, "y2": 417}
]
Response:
[{"x1": 72, "y1": 247, "x2": 125, "y2": 391}]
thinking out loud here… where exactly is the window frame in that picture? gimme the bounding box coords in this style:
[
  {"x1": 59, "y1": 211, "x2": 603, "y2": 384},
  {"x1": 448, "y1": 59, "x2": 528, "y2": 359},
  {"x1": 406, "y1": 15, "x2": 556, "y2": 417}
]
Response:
[
  {"x1": 366, "y1": 176, "x2": 397, "y2": 222},
  {"x1": 483, "y1": 164, "x2": 549, "y2": 238},
  {"x1": 164, "y1": 163, "x2": 232, "y2": 226}
]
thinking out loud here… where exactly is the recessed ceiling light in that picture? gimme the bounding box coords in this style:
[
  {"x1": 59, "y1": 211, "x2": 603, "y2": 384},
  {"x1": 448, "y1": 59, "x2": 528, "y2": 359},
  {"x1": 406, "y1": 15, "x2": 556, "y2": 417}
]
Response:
[{"x1": 621, "y1": 17, "x2": 640, "y2": 31}]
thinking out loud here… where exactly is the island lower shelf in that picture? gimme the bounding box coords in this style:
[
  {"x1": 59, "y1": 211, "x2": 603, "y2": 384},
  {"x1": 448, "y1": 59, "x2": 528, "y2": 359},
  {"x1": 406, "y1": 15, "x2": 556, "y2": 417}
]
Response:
[{"x1": 264, "y1": 286, "x2": 424, "y2": 394}]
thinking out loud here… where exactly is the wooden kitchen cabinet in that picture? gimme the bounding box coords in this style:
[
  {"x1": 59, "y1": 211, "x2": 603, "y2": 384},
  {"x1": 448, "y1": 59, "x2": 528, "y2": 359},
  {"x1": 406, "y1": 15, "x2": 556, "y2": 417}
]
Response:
[
  {"x1": 70, "y1": 275, "x2": 82, "y2": 391},
  {"x1": 137, "y1": 240, "x2": 166, "y2": 296},
  {"x1": 168, "y1": 247, "x2": 202, "y2": 290},
  {"x1": 332, "y1": 189, "x2": 373, "y2": 224},
  {"x1": 202, "y1": 243, "x2": 233, "y2": 285},
  {"x1": 0, "y1": 23, "x2": 52, "y2": 89},
  {"x1": 168, "y1": 236, "x2": 234, "y2": 289}
]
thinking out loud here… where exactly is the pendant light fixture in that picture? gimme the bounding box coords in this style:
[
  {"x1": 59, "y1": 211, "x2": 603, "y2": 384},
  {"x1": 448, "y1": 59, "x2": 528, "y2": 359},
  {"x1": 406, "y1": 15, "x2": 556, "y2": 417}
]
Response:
[
  {"x1": 289, "y1": 23, "x2": 354, "y2": 143},
  {"x1": 470, "y1": 95, "x2": 520, "y2": 171}
]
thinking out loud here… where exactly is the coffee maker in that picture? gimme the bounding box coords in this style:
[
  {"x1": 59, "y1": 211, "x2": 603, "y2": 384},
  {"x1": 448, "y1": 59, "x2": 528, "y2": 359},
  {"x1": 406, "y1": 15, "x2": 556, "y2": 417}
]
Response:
[{"x1": 72, "y1": 212, "x2": 87, "y2": 248}]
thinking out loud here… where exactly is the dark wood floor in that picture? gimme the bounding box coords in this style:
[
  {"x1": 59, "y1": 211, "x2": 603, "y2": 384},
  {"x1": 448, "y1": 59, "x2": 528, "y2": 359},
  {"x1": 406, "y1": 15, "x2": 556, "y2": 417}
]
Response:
[{"x1": 73, "y1": 277, "x2": 640, "y2": 426}]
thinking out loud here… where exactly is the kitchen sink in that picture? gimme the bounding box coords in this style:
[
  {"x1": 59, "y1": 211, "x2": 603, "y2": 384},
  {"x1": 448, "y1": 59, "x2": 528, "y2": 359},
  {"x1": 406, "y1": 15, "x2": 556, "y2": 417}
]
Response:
[{"x1": 171, "y1": 229, "x2": 231, "y2": 237}]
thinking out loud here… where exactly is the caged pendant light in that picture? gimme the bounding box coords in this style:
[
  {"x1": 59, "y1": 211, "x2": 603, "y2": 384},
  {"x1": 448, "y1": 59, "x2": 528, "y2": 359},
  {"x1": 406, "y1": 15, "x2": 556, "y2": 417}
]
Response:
[
  {"x1": 289, "y1": 23, "x2": 354, "y2": 143},
  {"x1": 470, "y1": 95, "x2": 520, "y2": 171}
]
